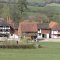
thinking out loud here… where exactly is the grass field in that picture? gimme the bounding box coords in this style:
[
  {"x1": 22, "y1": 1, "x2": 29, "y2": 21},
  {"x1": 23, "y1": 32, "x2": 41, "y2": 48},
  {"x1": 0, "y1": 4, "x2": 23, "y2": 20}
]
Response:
[
  {"x1": 27, "y1": 0, "x2": 47, "y2": 2},
  {"x1": 0, "y1": 42, "x2": 60, "y2": 60}
]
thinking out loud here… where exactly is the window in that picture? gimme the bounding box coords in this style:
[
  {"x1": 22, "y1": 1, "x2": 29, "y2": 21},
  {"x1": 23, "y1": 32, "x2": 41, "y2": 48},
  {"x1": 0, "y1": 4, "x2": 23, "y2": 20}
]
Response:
[
  {"x1": 39, "y1": 33, "x2": 41, "y2": 35},
  {"x1": 0, "y1": 26, "x2": 3, "y2": 27},
  {"x1": 4, "y1": 29, "x2": 10, "y2": 32}
]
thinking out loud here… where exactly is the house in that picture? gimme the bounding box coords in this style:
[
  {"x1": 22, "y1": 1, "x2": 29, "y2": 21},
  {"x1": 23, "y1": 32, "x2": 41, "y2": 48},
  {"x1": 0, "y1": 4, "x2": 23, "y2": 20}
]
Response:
[
  {"x1": 5, "y1": 16, "x2": 19, "y2": 40},
  {"x1": 0, "y1": 17, "x2": 19, "y2": 38},
  {"x1": 49, "y1": 21, "x2": 60, "y2": 38},
  {"x1": 18, "y1": 21, "x2": 38, "y2": 39},
  {"x1": 6, "y1": 16, "x2": 19, "y2": 35},
  {"x1": 37, "y1": 23, "x2": 51, "y2": 39},
  {"x1": 49, "y1": 21, "x2": 58, "y2": 28},
  {"x1": 0, "y1": 19, "x2": 15, "y2": 37},
  {"x1": 51, "y1": 25, "x2": 60, "y2": 38}
]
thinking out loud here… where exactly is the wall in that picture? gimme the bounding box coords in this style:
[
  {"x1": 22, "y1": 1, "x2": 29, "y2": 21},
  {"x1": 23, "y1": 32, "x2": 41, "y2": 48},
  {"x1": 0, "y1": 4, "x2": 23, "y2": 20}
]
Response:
[
  {"x1": 51, "y1": 30, "x2": 58, "y2": 38},
  {"x1": 46, "y1": 34, "x2": 49, "y2": 38},
  {"x1": 37, "y1": 29, "x2": 50, "y2": 39}
]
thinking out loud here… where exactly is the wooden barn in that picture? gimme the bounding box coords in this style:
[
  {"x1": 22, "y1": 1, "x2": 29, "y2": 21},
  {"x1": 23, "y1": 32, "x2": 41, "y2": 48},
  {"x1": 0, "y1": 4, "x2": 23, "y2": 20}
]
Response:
[{"x1": 18, "y1": 21, "x2": 38, "y2": 39}]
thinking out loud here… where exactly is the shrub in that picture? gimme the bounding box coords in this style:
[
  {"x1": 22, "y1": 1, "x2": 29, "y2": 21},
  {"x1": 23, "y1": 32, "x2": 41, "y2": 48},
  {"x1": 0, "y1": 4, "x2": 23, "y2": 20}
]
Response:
[{"x1": 0, "y1": 37, "x2": 41, "y2": 48}]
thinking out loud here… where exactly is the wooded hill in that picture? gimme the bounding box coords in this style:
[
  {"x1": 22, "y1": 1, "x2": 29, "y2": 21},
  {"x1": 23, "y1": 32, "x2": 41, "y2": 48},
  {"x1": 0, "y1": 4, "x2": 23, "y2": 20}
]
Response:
[{"x1": 0, "y1": 0, "x2": 60, "y2": 23}]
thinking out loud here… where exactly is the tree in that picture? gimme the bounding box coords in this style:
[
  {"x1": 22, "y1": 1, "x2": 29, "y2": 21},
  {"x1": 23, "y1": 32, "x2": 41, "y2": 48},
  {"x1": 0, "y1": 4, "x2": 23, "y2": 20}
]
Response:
[
  {"x1": 37, "y1": 14, "x2": 49, "y2": 23},
  {"x1": 12, "y1": 0, "x2": 28, "y2": 23},
  {"x1": 2, "y1": 3, "x2": 11, "y2": 18},
  {"x1": 51, "y1": 15, "x2": 60, "y2": 23},
  {"x1": 0, "y1": 3, "x2": 4, "y2": 17},
  {"x1": 1, "y1": 0, "x2": 13, "y2": 18}
]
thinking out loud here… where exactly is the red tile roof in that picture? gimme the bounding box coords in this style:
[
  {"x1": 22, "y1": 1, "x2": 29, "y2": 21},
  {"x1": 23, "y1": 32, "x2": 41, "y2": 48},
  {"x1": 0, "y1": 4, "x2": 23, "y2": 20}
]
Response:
[
  {"x1": 19, "y1": 21, "x2": 38, "y2": 32},
  {"x1": 49, "y1": 21, "x2": 58, "y2": 28}
]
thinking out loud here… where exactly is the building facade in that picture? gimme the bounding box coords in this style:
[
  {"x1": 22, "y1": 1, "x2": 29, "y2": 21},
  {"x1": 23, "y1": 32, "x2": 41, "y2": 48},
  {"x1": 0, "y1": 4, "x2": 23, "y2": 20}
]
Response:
[
  {"x1": 18, "y1": 21, "x2": 38, "y2": 39},
  {"x1": 37, "y1": 23, "x2": 51, "y2": 39},
  {"x1": 0, "y1": 19, "x2": 14, "y2": 38}
]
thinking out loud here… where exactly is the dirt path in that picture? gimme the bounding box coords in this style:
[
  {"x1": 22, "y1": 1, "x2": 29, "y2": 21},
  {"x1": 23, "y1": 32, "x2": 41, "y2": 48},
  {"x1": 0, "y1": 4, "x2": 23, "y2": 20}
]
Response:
[{"x1": 39, "y1": 38, "x2": 60, "y2": 42}]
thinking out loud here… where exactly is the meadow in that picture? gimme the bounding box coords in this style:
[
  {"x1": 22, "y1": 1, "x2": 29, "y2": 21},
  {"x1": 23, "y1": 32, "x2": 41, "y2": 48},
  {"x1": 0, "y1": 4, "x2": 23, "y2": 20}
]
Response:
[
  {"x1": 0, "y1": 42, "x2": 60, "y2": 60},
  {"x1": 27, "y1": 0, "x2": 47, "y2": 2}
]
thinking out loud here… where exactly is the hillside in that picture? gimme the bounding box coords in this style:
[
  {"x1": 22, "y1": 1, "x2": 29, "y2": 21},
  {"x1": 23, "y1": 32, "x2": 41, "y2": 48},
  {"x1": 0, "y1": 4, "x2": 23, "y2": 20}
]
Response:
[
  {"x1": 0, "y1": 0, "x2": 60, "y2": 23},
  {"x1": 26, "y1": 0, "x2": 60, "y2": 23},
  {"x1": 47, "y1": 3, "x2": 60, "y2": 6}
]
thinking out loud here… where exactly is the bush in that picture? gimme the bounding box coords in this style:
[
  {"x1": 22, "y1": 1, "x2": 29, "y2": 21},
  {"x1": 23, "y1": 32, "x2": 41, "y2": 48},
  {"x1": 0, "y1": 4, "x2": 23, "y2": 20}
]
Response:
[
  {"x1": 4, "y1": 40, "x2": 39, "y2": 48},
  {"x1": 0, "y1": 37, "x2": 41, "y2": 48},
  {"x1": 0, "y1": 43, "x2": 41, "y2": 49}
]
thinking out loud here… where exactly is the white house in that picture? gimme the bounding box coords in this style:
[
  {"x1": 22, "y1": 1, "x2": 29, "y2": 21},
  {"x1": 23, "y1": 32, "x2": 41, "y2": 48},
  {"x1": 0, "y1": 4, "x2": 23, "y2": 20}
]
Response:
[
  {"x1": 51, "y1": 25, "x2": 60, "y2": 38},
  {"x1": 37, "y1": 23, "x2": 51, "y2": 39},
  {"x1": 0, "y1": 20, "x2": 10, "y2": 37}
]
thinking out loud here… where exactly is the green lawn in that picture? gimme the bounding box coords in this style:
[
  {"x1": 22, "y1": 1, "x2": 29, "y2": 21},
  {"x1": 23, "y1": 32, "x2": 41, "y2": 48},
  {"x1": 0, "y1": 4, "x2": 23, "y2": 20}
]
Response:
[{"x1": 0, "y1": 42, "x2": 60, "y2": 60}]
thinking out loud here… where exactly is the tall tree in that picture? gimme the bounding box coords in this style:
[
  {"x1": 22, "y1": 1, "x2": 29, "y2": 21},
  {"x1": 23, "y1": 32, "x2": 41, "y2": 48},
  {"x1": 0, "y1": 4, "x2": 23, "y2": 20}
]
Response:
[{"x1": 12, "y1": 0, "x2": 28, "y2": 23}]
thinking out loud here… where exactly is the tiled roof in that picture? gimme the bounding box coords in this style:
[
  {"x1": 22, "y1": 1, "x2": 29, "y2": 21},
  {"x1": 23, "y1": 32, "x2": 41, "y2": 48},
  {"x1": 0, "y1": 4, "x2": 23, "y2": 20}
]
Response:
[
  {"x1": 0, "y1": 19, "x2": 9, "y2": 26},
  {"x1": 38, "y1": 23, "x2": 50, "y2": 29},
  {"x1": 19, "y1": 21, "x2": 38, "y2": 32},
  {"x1": 49, "y1": 21, "x2": 60, "y2": 30},
  {"x1": 49, "y1": 21, "x2": 58, "y2": 28},
  {"x1": 52, "y1": 24, "x2": 60, "y2": 30}
]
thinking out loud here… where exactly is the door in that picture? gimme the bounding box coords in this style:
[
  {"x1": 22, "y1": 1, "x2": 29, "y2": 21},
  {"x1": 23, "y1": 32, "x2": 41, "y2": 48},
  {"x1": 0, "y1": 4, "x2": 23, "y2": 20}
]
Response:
[{"x1": 42, "y1": 34, "x2": 46, "y2": 38}]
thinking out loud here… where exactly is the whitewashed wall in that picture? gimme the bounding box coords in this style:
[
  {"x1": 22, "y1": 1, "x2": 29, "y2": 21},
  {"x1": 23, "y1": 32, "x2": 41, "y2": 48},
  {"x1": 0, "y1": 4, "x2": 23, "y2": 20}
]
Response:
[
  {"x1": 8, "y1": 34, "x2": 20, "y2": 41},
  {"x1": 37, "y1": 34, "x2": 42, "y2": 39},
  {"x1": 46, "y1": 34, "x2": 49, "y2": 38},
  {"x1": 37, "y1": 29, "x2": 42, "y2": 39},
  {"x1": 38, "y1": 29, "x2": 41, "y2": 33},
  {"x1": 51, "y1": 30, "x2": 58, "y2": 38},
  {"x1": 37, "y1": 29, "x2": 50, "y2": 39}
]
